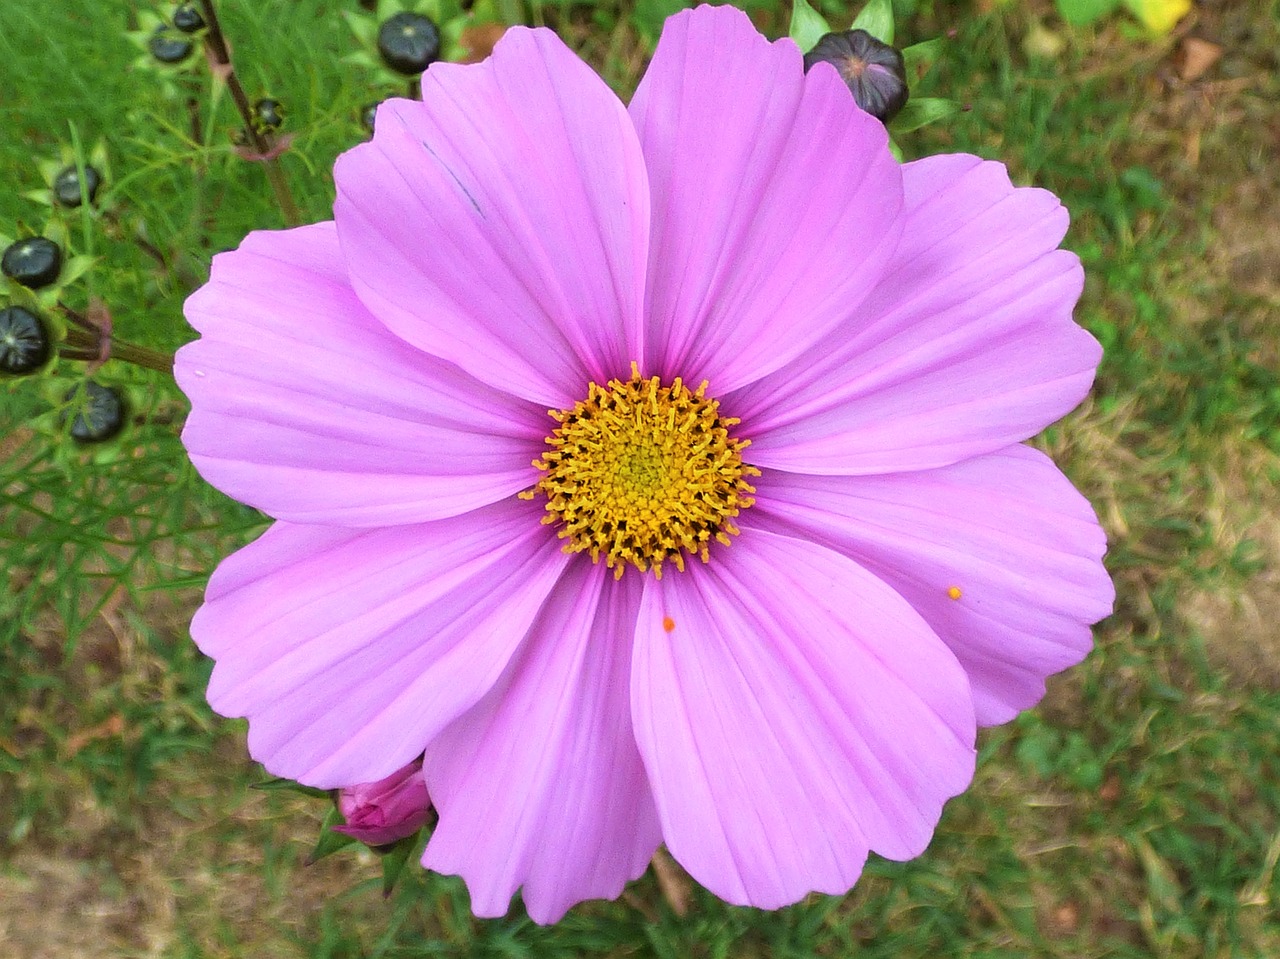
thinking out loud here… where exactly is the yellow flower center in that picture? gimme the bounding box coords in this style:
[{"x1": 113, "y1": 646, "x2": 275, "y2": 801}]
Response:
[{"x1": 524, "y1": 364, "x2": 759, "y2": 578}]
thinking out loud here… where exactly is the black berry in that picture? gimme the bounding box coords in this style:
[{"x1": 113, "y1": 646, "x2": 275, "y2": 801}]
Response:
[
  {"x1": 2, "y1": 237, "x2": 63, "y2": 290},
  {"x1": 172, "y1": 3, "x2": 205, "y2": 32},
  {"x1": 253, "y1": 98, "x2": 284, "y2": 134},
  {"x1": 53, "y1": 163, "x2": 103, "y2": 208},
  {"x1": 803, "y1": 30, "x2": 910, "y2": 123},
  {"x1": 0, "y1": 306, "x2": 50, "y2": 375},
  {"x1": 149, "y1": 26, "x2": 194, "y2": 64},
  {"x1": 64, "y1": 381, "x2": 126, "y2": 444},
  {"x1": 377, "y1": 12, "x2": 441, "y2": 75}
]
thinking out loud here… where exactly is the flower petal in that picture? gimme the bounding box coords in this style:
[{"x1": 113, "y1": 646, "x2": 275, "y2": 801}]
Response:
[
  {"x1": 734, "y1": 155, "x2": 1101, "y2": 474},
  {"x1": 628, "y1": 4, "x2": 903, "y2": 393},
  {"x1": 177, "y1": 222, "x2": 547, "y2": 526},
  {"x1": 753, "y1": 446, "x2": 1114, "y2": 725},
  {"x1": 191, "y1": 497, "x2": 570, "y2": 787},
  {"x1": 631, "y1": 529, "x2": 976, "y2": 909},
  {"x1": 334, "y1": 28, "x2": 649, "y2": 407},
  {"x1": 422, "y1": 562, "x2": 661, "y2": 923}
]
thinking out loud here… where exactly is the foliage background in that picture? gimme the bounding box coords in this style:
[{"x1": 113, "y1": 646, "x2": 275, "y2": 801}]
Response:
[{"x1": 1, "y1": 0, "x2": 1278, "y2": 955}]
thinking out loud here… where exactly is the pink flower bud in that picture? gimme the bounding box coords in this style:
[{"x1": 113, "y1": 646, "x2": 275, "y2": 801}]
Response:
[{"x1": 333, "y1": 759, "x2": 431, "y2": 846}]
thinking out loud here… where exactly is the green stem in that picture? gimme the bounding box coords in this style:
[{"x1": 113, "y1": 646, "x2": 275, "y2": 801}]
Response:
[
  {"x1": 63, "y1": 320, "x2": 176, "y2": 377},
  {"x1": 198, "y1": 0, "x2": 302, "y2": 227}
]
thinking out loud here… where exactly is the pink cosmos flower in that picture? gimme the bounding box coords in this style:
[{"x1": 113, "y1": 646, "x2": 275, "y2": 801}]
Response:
[
  {"x1": 177, "y1": 4, "x2": 1113, "y2": 924},
  {"x1": 333, "y1": 757, "x2": 433, "y2": 847}
]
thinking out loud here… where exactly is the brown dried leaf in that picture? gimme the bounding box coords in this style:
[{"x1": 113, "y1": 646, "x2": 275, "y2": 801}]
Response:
[{"x1": 1177, "y1": 37, "x2": 1223, "y2": 82}]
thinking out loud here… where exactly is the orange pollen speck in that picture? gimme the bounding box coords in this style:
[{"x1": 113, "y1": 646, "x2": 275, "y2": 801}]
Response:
[
  {"x1": 947, "y1": 586, "x2": 963, "y2": 601},
  {"x1": 662, "y1": 616, "x2": 676, "y2": 633},
  {"x1": 521, "y1": 363, "x2": 759, "y2": 579}
]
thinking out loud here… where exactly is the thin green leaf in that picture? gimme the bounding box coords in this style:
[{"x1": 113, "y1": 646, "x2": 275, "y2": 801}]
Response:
[{"x1": 252, "y1": 776, "x2": 332, "y2": 800}]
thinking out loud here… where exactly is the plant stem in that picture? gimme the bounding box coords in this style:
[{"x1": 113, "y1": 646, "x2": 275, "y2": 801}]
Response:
[
  {"x1": 198, "y1": 0, "x2": 302, "y2": 226},
  {"x1": 62, "y1": 313, "x2": 176, "y2": 377}
]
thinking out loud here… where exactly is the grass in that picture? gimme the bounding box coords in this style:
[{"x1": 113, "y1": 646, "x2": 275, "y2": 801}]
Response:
[{"x1": 3, "y1": 0, "x2": 1279, "y2": 956}]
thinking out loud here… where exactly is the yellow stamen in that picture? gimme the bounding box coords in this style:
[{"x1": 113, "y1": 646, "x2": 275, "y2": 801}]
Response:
[
  {"x1": 947, "y1": 585, "x2": 963, "y2": 601},
  {"x1": 524, "y1": 363, "x2": 758, "y2": 578}
]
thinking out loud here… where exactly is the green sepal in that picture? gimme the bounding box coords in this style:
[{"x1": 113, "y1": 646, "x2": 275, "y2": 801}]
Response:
[
  {"x1": 380, "y1": 834, "x2": 418, "y2": 898},
  {"x1": 889, "y1": 96, "x2": 960, "y2": 134},
  {"x1": 27, "y1": 140, "x2": 112, "y2": 211},
  {"x1": 851, "y1": 0, "x2": 894, "y2": 45},
  {"x1": 345, "y1": 0, "x2": 472, "y2": 73},
  {"x1": 788, "y1": 0, "x2": 832, "y2": 52},
  {"x1": 251, "y1": 776, "x2": 332, "y2": 800},
  {"x1": 1, "y1": 221, "x2": 91, "y2": 308},
  {"x1": 305, "y1": 804, "x2": 359, "y2": 865}
]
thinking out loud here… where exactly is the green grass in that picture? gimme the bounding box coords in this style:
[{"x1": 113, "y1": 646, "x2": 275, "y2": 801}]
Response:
[{"x1": 3, "y1": 0, "x2": 1280, "y2": 956}]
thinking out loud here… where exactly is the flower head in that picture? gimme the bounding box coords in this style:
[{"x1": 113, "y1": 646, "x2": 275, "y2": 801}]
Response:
[
  {"x1": 178, "y1": 5, "x2": 1112, "y2": 923},
  {"x1": 334, "y1": 758, "x2": 433, "y2": 847},
  {"x1": 803, "y1": 29, "x2": 910, "y2": 122}
]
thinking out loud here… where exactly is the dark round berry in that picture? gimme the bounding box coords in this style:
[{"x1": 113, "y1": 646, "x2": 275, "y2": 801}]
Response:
[
  {"x1": 803, "y1": 30, "x2": 910, "y2": 123},
  {"x1": 63, "y1": 381, "x2": 126, "y2": 444},
  {"x1": 149, "y1": 25, "x2": 194, "y2": 64},
  {"x1": 377, "y1": 12, "x2": 441, "y2": 75},
  {"x1": 172, "y1": 3, "x2": 206, "y2": 32},
  {"x1": 253, "y1": 98, "x2": 284, "y2": 134},
  {"x1": 53, "y1": 163, "x2": 103, "y2": 208},
  {"x1": 2, "y1": 237, "x2": 63, "y2": 290},
  {"x1": 0, "y1": 306, "x2": 50, "y2": 375}
]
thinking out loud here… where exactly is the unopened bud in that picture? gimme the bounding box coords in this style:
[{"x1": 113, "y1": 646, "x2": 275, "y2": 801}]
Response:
[
  {"x1": 333, "y1": 758, "x2": 431, "y2": 847},
  {"x1": 804, "y1": 29, "x2": 910, "y2": 123}
]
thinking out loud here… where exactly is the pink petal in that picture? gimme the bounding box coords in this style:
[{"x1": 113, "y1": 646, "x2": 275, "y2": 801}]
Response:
[
  {"x1": 422, "y1": 562, "x2": 660, "y2": 923},
  {"x1": 733, "y1": 155, "x2": 1102, "y2": 474},
  {"x1": 177, "y1": 222, "x2": 547, "y2": 526},
  {"x1": 753, "y1": 445, "x2": 1114, "y2": 725},
  {"x1": 629, "y1": 5, "x2": 903, "y2": 393},
  {"x1": 631, "y1": 529, "x2": 976, "y2": 909},
  {"x1": 334, "y1": 28, "x2": 649, "y2": 408},
  {"x1": 191, "y1": 497, "x2": 570, "y2": 787}
]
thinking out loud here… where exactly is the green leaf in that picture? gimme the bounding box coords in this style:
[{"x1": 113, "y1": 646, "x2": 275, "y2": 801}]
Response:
[
  {"x1": 889, "y1": 96, "x2": 959, "y2": 134},
  {"x1": 1056, "y1": 0, "x2": 1121, "y2": 26},
  {"x1": 788, "y1": 0, "x2": 832, "y2": 52},
  {"x1": 851, "y1": 0, "x2": 894, "y2": 45}
]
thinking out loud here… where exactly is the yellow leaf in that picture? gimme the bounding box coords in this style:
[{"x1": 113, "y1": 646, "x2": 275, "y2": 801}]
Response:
[{"x1": 1124, "y1": 0, "x2": 1191, "y2": 34}]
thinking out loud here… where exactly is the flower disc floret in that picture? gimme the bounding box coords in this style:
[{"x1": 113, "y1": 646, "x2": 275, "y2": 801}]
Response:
[{"x1": 526, "y1": 365, "x2": 758, "y2": 579}]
